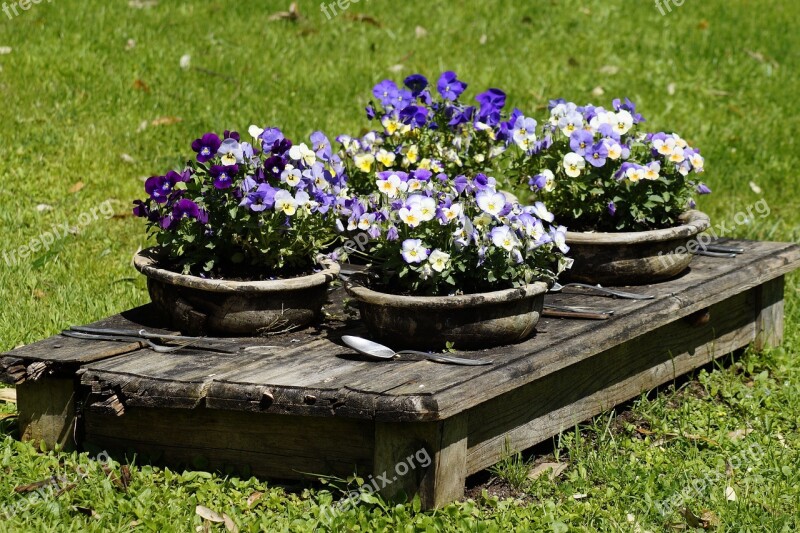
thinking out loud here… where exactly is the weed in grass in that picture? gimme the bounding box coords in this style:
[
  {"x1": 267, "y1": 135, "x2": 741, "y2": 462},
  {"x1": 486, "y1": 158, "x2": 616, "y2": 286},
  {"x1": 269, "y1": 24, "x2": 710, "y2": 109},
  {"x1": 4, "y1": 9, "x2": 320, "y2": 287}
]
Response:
[{"x1": 488, "y1": 438, "x2": 534, "y2": 492}]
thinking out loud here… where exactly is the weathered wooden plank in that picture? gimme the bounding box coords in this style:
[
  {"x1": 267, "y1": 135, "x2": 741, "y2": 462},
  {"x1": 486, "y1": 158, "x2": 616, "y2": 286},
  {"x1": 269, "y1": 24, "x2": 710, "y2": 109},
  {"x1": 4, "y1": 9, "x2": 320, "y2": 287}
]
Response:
[
  {"x1": 0, "y1": 357, "x2": 26, "y2": 385},
  {"x1": 16, "y1": 378, "x2": 77, "y2": 452},
  {"x1": 0, "y1": 305, "x2": 170, "y2": 367},
  {"x1": 754, "y1": 275, "x2": 785, "y2": 351},
  {"x1": 83, "y1": 407, "x2": 375, "y2": 479},
  {"x1": 464, "y1": 289, "x2": 756, "y2": 473},
  {"x1": 79, "y1": 350, "x2": 262, "y2": 410},
  {"x1": 374, "y1": 413, "x2": 467, "y2": 508}
]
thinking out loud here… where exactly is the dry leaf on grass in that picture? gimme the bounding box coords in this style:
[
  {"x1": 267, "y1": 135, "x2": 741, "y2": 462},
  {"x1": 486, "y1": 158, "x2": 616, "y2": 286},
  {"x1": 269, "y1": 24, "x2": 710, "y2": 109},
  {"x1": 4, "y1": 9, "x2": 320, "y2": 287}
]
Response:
[
  {"x1": 527, "y1": 462, "x2": 567, "y2": 481},
  {"x1": 196, "y1": 505, "x2": 225, "y2": 523},
  {"x1": 151, "y1": 116, "x2": 182, "y2": 127},
  {"x1": 727, "y1": 428, "x2": 753, "y2": 441},
  {"x1": 725, "y1": 486, "x2": 737, "y2": 501},
  {"x1": 132, "y1": 79, "x2": 150, "y2": 92},
  {"x1": 681, "y1": 507, "x2": 704, "y2": 529},
  {"x1": 344, "y1": 13, "x2": 382, "y2": 27},
  {"x1": 120, "y1": 153, "x2": 135, "y2": 164},
  {"x1": 0, "y1": 389, "x2": 16, "y2": 403},
  {"x1": 223, "y1": 514, "x2": 238, "y2": 532},
  {"x1": 129, "y1": 0, "x2": 158, "y2": 8},
  {"x1": 15, "y1": 476, "x2": 66, "y2": 493},
  {"x1": 415, "y1": 26, "x2": 427, "y2": 38},
  {"x1": 746, "y1": 50, "x2": 764, "y2": 62},
  {"x1": 246, "y1": 491, "x2": 263, "y2": 507},
  {"x1": 268, "y1": 2, "x2": 300, "y2": 21},
  {"x1": 598, "y1": 65, "x2": 619, "y2": 75},
  {"x1": 69, "y1": 181, "x2": 85, "y2": 193}
]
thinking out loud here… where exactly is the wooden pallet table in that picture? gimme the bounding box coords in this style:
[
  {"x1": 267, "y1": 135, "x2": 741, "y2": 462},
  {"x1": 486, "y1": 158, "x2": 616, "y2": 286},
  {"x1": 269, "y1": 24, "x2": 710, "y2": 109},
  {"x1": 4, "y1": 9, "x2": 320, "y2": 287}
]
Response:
[{"x1": 2, "y1": 239, "x2": 798, "y2": 509}]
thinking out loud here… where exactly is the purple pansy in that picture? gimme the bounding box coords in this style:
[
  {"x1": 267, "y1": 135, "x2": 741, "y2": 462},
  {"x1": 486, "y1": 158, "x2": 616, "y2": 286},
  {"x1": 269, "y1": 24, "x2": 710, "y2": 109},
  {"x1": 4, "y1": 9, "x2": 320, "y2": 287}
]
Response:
[
  {"x1": 437, "y1": 71, "x2": 467, "y2": 101},
  {"x1": 210, "y1": 165, "x2": 238, "y2": 189},
  {"x1": 399, "y1": 105, "x2": 429, "y2": 128},
  {"x1": 373, "y1": 79, "x2": 399, "y2": 107},
  {"x1": 585, "y1": 141, "x2": 609, "y2": 167},
  {"x1": 696, "y1": 183, "x2": 712, "y2": 194},
  {"x1": 447, "y1": 106, "x2": 475, "y2": 127},
  {"x1": 172, "y1": 199, "x2": 207, "y2": 224},
  {"x1": 239, "y1": 183, "x2": 277, "y2": 212},
  {"x1": 310, "y1": 131, "x2": 332, "y2": 161},
  {"x1": 404, "y1": 74, "x2": 428, "y2": 96},
  {"x1": 191, "y1": 133, "x2": 222, "y2": 163},
  {"x1": 259, "y1": 128, "x2": 285, "y2": 151},
  {"x1": 144, "y1": 175, "x2": 173, "y2": 204},
  {"x1": 569, "y1": 130, "x2": 594, "y2": 156}
]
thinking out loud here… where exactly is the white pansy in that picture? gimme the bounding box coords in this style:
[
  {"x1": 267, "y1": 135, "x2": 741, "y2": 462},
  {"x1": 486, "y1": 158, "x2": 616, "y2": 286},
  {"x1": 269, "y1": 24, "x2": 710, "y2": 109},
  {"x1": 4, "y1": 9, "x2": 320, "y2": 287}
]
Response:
[
  {"x1": 274, "y1": 190, "x2": 297, "y2": 216},
  {"x1": 612, "y1": 110, "x2": 634, "y2": 136},
  {"x1": 428, "y1": 250, "x2": 450, "y2": 272},
  {"x1": 248, "y1": 125, "x2": 264, "y2": 139},
  {"x1": 563, "y1": 152, "x2": 586, "y2": 177},
  {"x1": 288, "y1": 143, "x2": 316, "y2": 166}
]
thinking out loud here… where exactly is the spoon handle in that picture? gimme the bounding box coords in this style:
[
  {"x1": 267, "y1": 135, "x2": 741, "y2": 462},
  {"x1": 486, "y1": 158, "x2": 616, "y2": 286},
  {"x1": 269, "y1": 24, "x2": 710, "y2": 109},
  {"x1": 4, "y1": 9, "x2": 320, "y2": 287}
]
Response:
[
  {"x1": 563, "y1": 283, "x2": 655, "y2": 300},
  {"x1": 395, "y1": 350, "x2": 493, "y2": 366}
]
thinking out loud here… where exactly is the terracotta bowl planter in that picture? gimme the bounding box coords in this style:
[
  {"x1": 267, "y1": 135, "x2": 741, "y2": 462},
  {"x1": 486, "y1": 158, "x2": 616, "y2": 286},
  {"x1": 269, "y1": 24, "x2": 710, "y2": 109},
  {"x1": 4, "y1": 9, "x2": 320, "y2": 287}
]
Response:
[
  {"x1": 345, "y1": 278, "x2": 549, "y2": 349},
  {"x1": 133, "y1": 248, "x2": 339, "y2": 336},
  {"x1": 565, "y1": 210, "x2": 711, "y2": 285}
]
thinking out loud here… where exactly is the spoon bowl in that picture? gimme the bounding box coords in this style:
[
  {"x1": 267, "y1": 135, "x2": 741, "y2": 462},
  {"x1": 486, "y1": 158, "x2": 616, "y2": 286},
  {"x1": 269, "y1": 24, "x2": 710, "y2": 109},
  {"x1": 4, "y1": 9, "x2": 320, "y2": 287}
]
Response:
[{"x1": 342, "y1": 335, "x2": 398, "y2": 360}]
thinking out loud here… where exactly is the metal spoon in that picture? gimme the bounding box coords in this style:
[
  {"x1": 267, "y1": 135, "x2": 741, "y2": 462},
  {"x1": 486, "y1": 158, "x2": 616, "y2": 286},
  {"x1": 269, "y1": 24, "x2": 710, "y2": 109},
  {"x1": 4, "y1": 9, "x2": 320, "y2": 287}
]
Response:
[
  {"x1": 60, "y1": 330, "x2": 193, "y2": 353},
  {"x1": 341, "y1": 335, "x2": 492, "y2": 366},
  {"x1": 550, "y1": 282, "x2": 654, "y2": 300}
]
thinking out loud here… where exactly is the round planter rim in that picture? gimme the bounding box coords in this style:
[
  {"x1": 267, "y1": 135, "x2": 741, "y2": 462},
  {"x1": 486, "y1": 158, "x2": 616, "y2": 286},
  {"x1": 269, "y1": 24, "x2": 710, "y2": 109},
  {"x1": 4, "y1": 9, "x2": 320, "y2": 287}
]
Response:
[
  {"x1": 565, "y1": 210, "x2": 710, "y2": 245},
  {"x1": 345, "y1": 279, "x2": 549, "y2": 308},
  {"x1": 133, "y1": 248, "x2": 340, "y2": 293}
]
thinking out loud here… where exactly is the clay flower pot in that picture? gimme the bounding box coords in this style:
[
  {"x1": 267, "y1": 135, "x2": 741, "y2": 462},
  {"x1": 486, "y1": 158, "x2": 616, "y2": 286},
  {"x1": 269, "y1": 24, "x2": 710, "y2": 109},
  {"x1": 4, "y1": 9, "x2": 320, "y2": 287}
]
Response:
[
  {"x1": 345, "y1": 278, "x2": 549, "y2": 349},
  {"x1": 133, "y1": 248, "x2": 339, "y2": 335},
  {"x1": 565, "y1": 210, "x2": 711, "y2": 285}
]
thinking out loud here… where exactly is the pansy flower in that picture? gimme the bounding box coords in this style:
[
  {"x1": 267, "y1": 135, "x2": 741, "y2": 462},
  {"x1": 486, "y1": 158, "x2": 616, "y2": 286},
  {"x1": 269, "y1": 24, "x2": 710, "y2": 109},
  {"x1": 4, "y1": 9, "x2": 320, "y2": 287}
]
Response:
[
  {"x1": 401, "y1": 238, "x2": 428, "y2": 263},
  {"x1": 191, "y1": 133, "x2": 222, "y2": 163},
  {"x1": 436, "y1": 71, "x2": 467, "y2": 101},
  {"x1": 210, "y1": 165, "x2": 238, "y2": 189}
]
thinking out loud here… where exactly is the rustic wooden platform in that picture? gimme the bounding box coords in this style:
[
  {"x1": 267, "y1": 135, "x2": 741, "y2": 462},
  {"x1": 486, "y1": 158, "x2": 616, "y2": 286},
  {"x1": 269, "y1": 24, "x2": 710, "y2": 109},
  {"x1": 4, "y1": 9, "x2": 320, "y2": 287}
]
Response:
[{"x1": 2, "y1": 239, "x2": 798, "y2": 509}]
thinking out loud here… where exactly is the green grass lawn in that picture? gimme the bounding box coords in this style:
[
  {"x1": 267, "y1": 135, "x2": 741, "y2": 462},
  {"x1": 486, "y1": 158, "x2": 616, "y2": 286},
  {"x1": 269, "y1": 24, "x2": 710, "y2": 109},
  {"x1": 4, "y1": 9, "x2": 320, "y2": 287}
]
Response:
[{"x1": 1, "y1": 0, "x2": 799, "y2": 530}]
